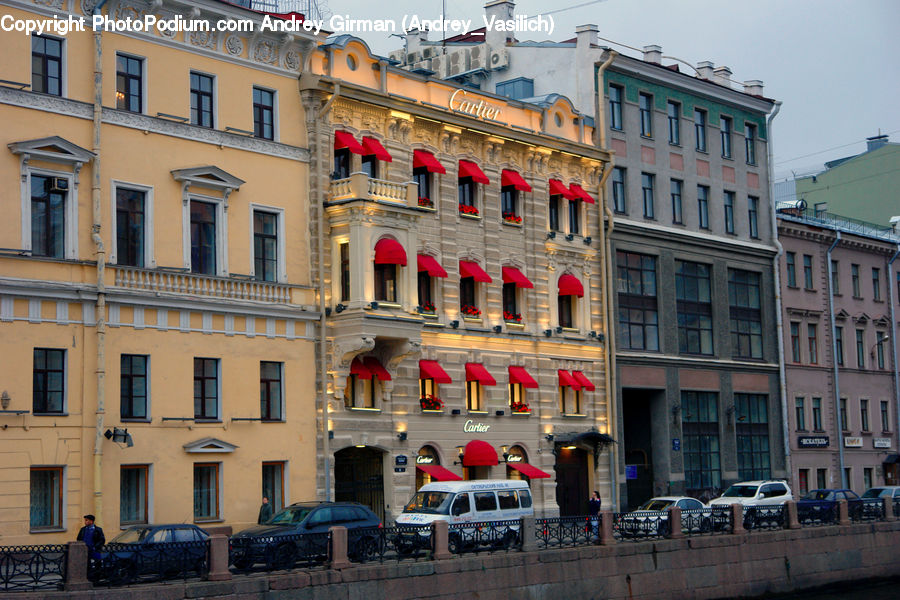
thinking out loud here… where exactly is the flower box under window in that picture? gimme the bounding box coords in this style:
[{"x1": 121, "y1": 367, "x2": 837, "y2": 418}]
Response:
[
  {"x1": 461, "y1": 304, "x2": 481, "y2": 318},
  {"x1": 510, "y1": 401, "x2": 531, "y2": 414},
  {"x1": 502, "y1": 212, "x2": 523, "y2": 225},
  {"x1": 418, "y1": 197, "x2": 434, "y2": 209},
  {"x1": 459, "y1": 204, "x2": 480, "y2": 217},
  {"x1": 419, "y1": 301, "x2": 436, "y2": 314},
  {"x1": 503, "y1": 311, "x2": 522, "y2": 323},
  {"x1": 420, "y1": 395, "x2": 444, "y2": 411}
]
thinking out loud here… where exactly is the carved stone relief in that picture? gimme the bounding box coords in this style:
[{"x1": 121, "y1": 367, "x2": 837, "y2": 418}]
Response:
[{"x1": 225, "y1": 35, "x2": 244, "y2": 56}]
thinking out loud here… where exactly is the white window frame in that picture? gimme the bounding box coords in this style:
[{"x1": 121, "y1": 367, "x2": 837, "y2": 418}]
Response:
[
  {"x1": 22, "y1": 168, "x2": 79, "y2": 259},
  {"x1": 183, "y1": 194, "x2": 228, "y2": 277},
  {"x1": 114, "y1": 51, "x2": 148, "y2": 114},
  {"x1": 252, "y1": 85, "x2": 279, "y2": 142},
  {"x1": 248, "y1": 204, "x2": 286, "y2": 282},
  {"x1": 110, "y1": 180, "x2": 155, "y2": 268}
]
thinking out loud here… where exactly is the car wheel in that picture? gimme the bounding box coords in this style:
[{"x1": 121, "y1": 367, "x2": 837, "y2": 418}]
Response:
[
  {"x1": 448, "y1": 532, "x2": 462, "y2": 554},
  {"x1": 268, "y1": 542, "x2": 297, "y2": 570}
]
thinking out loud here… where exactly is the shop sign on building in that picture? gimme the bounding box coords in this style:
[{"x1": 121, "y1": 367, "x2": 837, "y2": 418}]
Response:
[
  {"x1": 798, "y1": 436, "x2": 830, "y2": 448},
  {"x1": 844, "y1": 437, "x2": 863, "y2": 448},
  {"x1": 874, "y1": 438, "x2": 892, "y2": 449}
]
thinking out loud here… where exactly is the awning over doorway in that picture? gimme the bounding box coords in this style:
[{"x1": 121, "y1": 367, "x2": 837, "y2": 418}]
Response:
[
  {"x1": 462, "y1": 440, "x2": 498, "y2": 466},
  {"x1": 507, "y1": 462, "x2": 552, "y2": 479},
  {"x1": 416, "y1": 464, "x2": 463, "y2": 481},
  {"x1": 883, "y1": 454, "x2": 900, "y2": 464}
]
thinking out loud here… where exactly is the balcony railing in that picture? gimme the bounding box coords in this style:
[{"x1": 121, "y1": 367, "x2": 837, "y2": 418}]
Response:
[
  {"x1": 777, "y1": 203, "x2": 900, "y2": 242},
  {"x1": 113, "y1": 267, "x2": 291, "y2": 303},
  {"x1": 329, "y1": 173, "x2": 417, "y2": 207}
]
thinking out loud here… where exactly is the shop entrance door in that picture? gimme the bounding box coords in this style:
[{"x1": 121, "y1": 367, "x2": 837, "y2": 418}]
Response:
[{"x1": 555, "y1": 447, "x2": 588, "y2": 516}]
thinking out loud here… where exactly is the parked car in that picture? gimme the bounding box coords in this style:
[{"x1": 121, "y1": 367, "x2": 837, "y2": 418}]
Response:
[
  {"x1": 100, "y1": 524, "x2": 209, "y2": 584},
  {"x1": 708, "y1": 480, "x2": 792, "y2": 529},
  {"x1": 230, "y1": 502, "x2": 382, "y2": 568},
  {"x1": 617, "y1": 497, "x2": 711, "y2": 538},
  {"x1": 861, "y1": 486, "x2": 900, "y2": 500},
  {"x1": 797, "y1": 489, "x2": 862, "y2": 523}
]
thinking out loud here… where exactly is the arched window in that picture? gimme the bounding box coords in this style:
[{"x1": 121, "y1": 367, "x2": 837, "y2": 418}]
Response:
[
  {"x1": 373, "y1": 237, "x2": 406, "y2": 303},
  {"x1": 415, "y1": 445, "x2": 441, "y2": 490},
  {"x1": 557, "y1": 273, "x2": 584, "y2": 329}
]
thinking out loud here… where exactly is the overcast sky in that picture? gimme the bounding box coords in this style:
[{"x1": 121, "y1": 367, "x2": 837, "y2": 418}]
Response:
[{"x1": 321, "y1": 0, "x2": 899, "y2": 180}]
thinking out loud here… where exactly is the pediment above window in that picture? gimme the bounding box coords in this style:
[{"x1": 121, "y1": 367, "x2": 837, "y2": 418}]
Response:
[
  {"x1": 183, "y1": 437, "x2": 238, "y2": 453},
  {"x1": 171, "y1": 166, "x2": 245, "y2": 192},
  {"x1": 853, "y1": 312, "x2": 870, "y2": 324},
  {"x1": 8, "y1": 136, "x2": 95, "y2": 165},
  {"x1": 834, "y1": 309, "x2": 851, "y2": 320}
]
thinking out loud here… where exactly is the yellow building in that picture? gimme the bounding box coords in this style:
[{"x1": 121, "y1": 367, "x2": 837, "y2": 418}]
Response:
[{"x1": 0, "y1": 0, "x2": 320, "y2": 543}]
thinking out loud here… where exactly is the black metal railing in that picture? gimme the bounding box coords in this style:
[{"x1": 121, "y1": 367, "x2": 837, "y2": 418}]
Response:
[
  {"x1": 348, "y1": 525, "x2": 432, "y2": 563},
  {"x1": 850, "y1": 499, "x2": 884, "y2": 522},
  {"x1": 742, "y1": 506, "x2": 784, "y2": 530},
  {"x1": 681, "y1": 507, "x2": 732, "y2": 536},
  {"x1": 0, "y1": 545, "x2": 67, "y2": 592},
  {"x1": 90, "y1": 540, "x2": 208, "y2": 586},
  {"x1": 447, "y1": 520, "x2": 521, "y2": 555},
  {"x1": 613, "y1": 511, "x2": 669, "y2": 541},
  {"x1": 535, "y1": 516, "x2": 596, "y2": 548},
  {"x1": 229, "y1": 532, "x2": 329, "y2": 573},
  {"x1": 797, "y1": 502, "x2": 838, "y2": 526}
]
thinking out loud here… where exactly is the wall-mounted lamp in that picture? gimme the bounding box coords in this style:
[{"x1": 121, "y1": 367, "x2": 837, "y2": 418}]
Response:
[
  {"x1": 335, "y1": 303, "x2": 346, "y2": 314},
  {"x1": 546, "y1": 231, "x2": 556, "y2": 240},
  {"x1": 325, "y1": 307, "x2": 332, "y2": 316},
  {"x1": 104, "y1": 427, "x2": 134, "y2": 448},
  {"x1": 589, "y1": 331, "x2": 597, "y2": 338},
  {"x1": 450, "y1": 320, "x2": 460, "y2": 329},
  {"x1": 397, "y1": 431, "x2": 407, "y2": 442},
  {"x1": 871, "y1": 334, "x2": 890, "y2": 357},
  {"x1": 565, "y1": 233, "x2": 575, "y2": 241},
  {"x1": 492, "y1": 325, "x2": 502, "y2": 333},
  {"x1": 544, "y1": 434, "x2": 554, "y2": 442},
  {"x1": 1, "y1": 391, "x2": 9, "y2": 410},
  {"x1": 495, "y1": 410, "x2": 505, "y2": 416},
  {"x1": 368, "y1": 301, "x2": 379, "y2": 310},
  {"x1": 555, "y1": 326, "x2": 563, "y2": 334},
  {"x1": 500, "y1": 444, "x2": 510, "y2": 462},
  {"x1": 544, "y1": 329, "x2": 553, "y2": 337},
  {"x1": 451, "y1": 408, "x2": 461, "y2": 415},
  {"x1": 583, "y1": 236, "x2": 592, "y2": 245},
  {"x1": 328, "y1": 430, "x2": 334, "y2": 440},
  {"x1": 671, "y1": 403, "x2": 681, "y2": 425},
  {"x1": 454, "y1": 445, "x2": 465, "y2": 465}
]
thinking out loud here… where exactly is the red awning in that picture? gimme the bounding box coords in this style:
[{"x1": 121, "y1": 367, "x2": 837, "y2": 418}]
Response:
[
  {"x1": 459, "y1": 160, "x2": 490, "y2": 185},
  {"x1": 549, "y1": 179, "x2": 576, "y2": 200},
  {"x1": 351, "y1": 357, "x2": 372, "y2": 380},
  {"x1": 507, "y1": 462, "x2": 552, "y2": 479},
  {"x1": 462, "y1": 440, "x2": 498, "y2": 466},
  {"x1": 508, "y1": 366, "x2": 539, "y2": 388},
  {"x1": 363, "y1": 357, "x2": 392, "y2": 381},
  {"x1": 361, "y1": 136, "x2": 392, "y2": 162},
  {"x1": 334, "y1": 130, "x2": 365, "y2": 154},
  {"x1": 374, "y1": 238, "x2": 407, "y2": 266},
  {"x1": 465, "y1": 363, "x2": 497, "y2": 386},
  {"x1": 558, "y1": 369, "x2": 580, "y2": 390},
  {"x1": 460, "y1": 260, "x2": 492, "y2": 283},
  {"x1": 558, "y1": 273, "x2": 584, "y2": 297},
  {"x1": 571, "y1": 370, "x2": 595, "y2": 391},
  {"x1": 419, "y1": 360, "x2": 452, "y2": 384},
  {"x1": 502, "y1": 266, "x2": 533, "y2": 289},
  {"x1": 417, "y1": 464, "x2": 463, "y2": 481},
  {"x1": 417, "y1": 254, "x2": 448, "y2": 278},
  {"x1": 569, "y1": 183, "x2": 595, "y2": 204},
  {"x1": 501, "y1": 169, "x2": 532, "y2": 192},
  {"x1": 413, "y1": 149, "x2": 446, "y2": 174}
]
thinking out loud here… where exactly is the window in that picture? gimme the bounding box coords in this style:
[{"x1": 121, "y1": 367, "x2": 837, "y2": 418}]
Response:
[
  {"x1": 33, "y1": 348, "x2": 65, "y2": 414},
  {"x1": 559, "y1": 385, "x2": 583, "y2": 415},
  {"x1": 840, "y1": 398, "x2": 848, "y2": 430},
  {"x1": 724, "y1": 191, "x2": 735, "y2": 234},
  {"x1": 694, "y1": 109, "x2": 707, "y2": 152},
  {"x1": 835, "y1": 326, "x2": 844, "y2": 366},
  {"x1": 253, "y1": 210, "x2": 278, "y2": 282},
  {"x1": 345, "y1": 372, "x2": 375, "y2": 409},
  {"x1": 864, "y1": 468, "x2": 873, "y2": 491},
  {"x1": 816, "y1": 468, "x2": 827, "y2": 489},
  {"x1": 190, "y1": 72, "x2": 214, "y2": 128},
  {"x1": 190, "y1": 200, "x2": 216, "y2": 275},
  {"x1": 795, "y1": 397, "x2": 806, "y2": 431},
  {"x1": 549, "y1": 194, "x2": 561, "y2": 231},
  {"x1": 495, "y1": 77, "x2": 533, "y2": 100},
  {"x1": 807, "y1": 324, "x2": 818, "y2": 364},
  {"x1": 831, "y1": 260, "x2": 840, "y2": 294},
  {"x1": 745, "y1": 123, "x2": 757, "y2": 165},
  {"x1": 339, "y1": 242, "x2": 350, "y2": 302},
  {"x1": 736, "y1": 394, "x2": 770, "y2": 481},
  {"x1": 714, "y1": 116, "x2": 731, "y2": 162},
  {"x1": 508, "y1": 382, "x2": 525, "y2": 411},
  {"x1": 670, "y1": 179, "x2": 683, "y2": 224},
  {"x1": 786, "y1": 252, "x2": 797, "y2": 287},
  {"x1": 501, "y1": 186, "x2": 518, "y2": 221},
  {"x1": 748, "y1": 196, "x2": 759, "y2": 239},
  {"x1": 568, "y1": 199, "x2": 581, "y2": 235},
  {"x1": 252, "y1": 87, "x2": 274, "y2": 140},
  {"x1": 30, "y1": 174, "x2": 66, "y2": 259},
  {"x1": 812, "y1": 397, "x2": 822, "y2": 430},
  {"x1": 502, "y1": 282, "x2": 518, "y2": 322},
  {"x1": 667, "y1": 100, "x2": 680, "y2": 144},
  {"x1": 558, "y1": 292, "x2": 575, "y2": 329},
  {"x1": 121, "y1": 354, "x2": 148, "y2": 420},
  {"x1": 32, "y1": 35, "x2": 62, "y2": 96},
  {"x1": 639, "y1": 93, "x2": 653, "y2": 137},
  {"x1": 30, "y1": 467, "x2": 63, "y2": 529},
  {"x1": 882, "y1": 400, "x2": 890, "y2": 432},
  {"x1": 803, "y1": 254, "x2": 813, "y2": 290},
  {"x1": 193, "y1": 463, "x2": 220, "y2": 521},
  {"x1": 116, "y1": 188, "x2": 145, "y2": 267},
  {"x1": 460, "y1": 276, "x2": 476, "y2": 314},
  {"x1": 861, "y1": 399, "x2": 870, "y2": 432},
  {"x1": 617, "y1": 251, "x2": 658, "y2": 351},
  {"x1": 116, "y1": 53, "x2": 143, "y2": 112},
  {"x1": 697, "y1": 185, "x2": 709, "y2": 229},
  {"x1": 414, "y1": 167, "x2": 431, "y2": 204},
  {"x1": 361, "y1": 154, "x2": 378, "y2": 178},
  {"x1": 262, "y1": 462, "x2": 285, "y2": 513},
  {"x1": 851, "y1": 264, "x2": 860, "y2": 297},
  {"x1": 729, "y1": 269, "x2": 762, "y2": 359},
  {"x1": 798, "y1": 469, "x2": 809, "y2": 496},
  {"x1": 458, "y1": 177, "x2": 475, "y2": 210},
  {"x1": 609, "y1": 84, "x2": 623, "y2": 130},
  {"x1": 856, "y1": 329, "x2": 865, "y2": 369},
  {"x1": 612, "y1": 167, "x2": 626, "y2": 213},
  {"x1": 333, "y1": 148, "x2": 350, "y2": 179},
  {"x1": 641, "y1": 173, "x2": 655, "y2": 219},
  {"x1": 876, "y1": 332, "x2": 886, "y2": 369},
  {"x1": 844, "y1": 468, "x2": 851, "y2": 489},
  {"x1": 790, "y1": 322, "x2": 801, "y2": 362},
  {"x1": 676, "y1": 261, "x2": 713, "y2": 354},
  {"x1": 872, "y1": 268, "x2": 881, "y2": 300},
  {"x1": 466, "y1": 380, "x2": 483, "y2": 412},
  {"x1": 194, "y1": 358, "x2": 219, "y2": 420},
  {"x1": 419, "y1": 378, "x2": 436, "y2": 404},
  {"x1": 120, "y1": 465, "x2": 149, "y2": 525},
  {"x1": 682, "y1": 391, "x2": 720, "y2": 494},
  {"x1": 419, "y1": 271, "x2": 434, "y2": 312},
  {"x1": 260, "y1": 361, "x2": 283, "y2": 421}
]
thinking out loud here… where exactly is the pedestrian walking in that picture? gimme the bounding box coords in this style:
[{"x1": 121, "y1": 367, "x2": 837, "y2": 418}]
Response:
[
  {"x1": 76, "y1": 514, "x2": 105, "y2": 560},
  {"x1": 258, "y1": 496, "x2": 273, "y2": 524}
]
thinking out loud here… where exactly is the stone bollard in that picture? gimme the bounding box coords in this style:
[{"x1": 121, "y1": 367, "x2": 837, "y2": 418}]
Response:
[
  {"x1": 730, "y1": 504, "x2": 746, "y2": 534},
  {"x1": 837, "y1": 499, "x2": 850, "y2": 525},
  {"x1": 328, "y1": 526, "x2": 351, "y2": 570},
  {"x1": 519, "y1": 515, "x2": 538, "y2": 552},
  {"x1": 431, "y1": 520, "x2": 451, "y2": 560},
  {"x1": 206, "y1": 534, "x2": 232, "y2": 581},
  {"x1": 599, "y1": 510, "x2": 615, "y2": 546},
  {"x1": 666, "y1": 507, "x2": 683, "y2": 539},
  {"x1": 64, "y1": 541, "x2": 92, "y2": 591},
  {"x1": 784, "y1": 500, "x2": 801, "y2": 529},
  {"x1": 883, "y1": 496, "x2": 895, "y2": 522}
]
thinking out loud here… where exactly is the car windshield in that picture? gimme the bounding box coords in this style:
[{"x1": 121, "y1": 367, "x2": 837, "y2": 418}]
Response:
[
  {"x1": 110, "y1": 528, "x2": 151, "y2": 544},
  {"x1": 720, "y1": 485, "x2": 759, "y2": 498},
  {"x1": 403, "y1": 491, "x2": 453, "y2": 514},
  {"x1": 268, "y1": 506, "x2": 313, "y2": 525},
  {"x1": 637, "y1": 499, "x2": 673, "y2": 511},
  {"x1": 861, "y1": 488, "x2": 886, "y2": 499},
  {"x1": 802, "y1": 490, "x2": 834, "y2": 501}
]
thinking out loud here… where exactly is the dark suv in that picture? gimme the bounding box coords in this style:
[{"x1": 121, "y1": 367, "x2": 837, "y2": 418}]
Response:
[{"x1": 230, "y1": 502, "x2": 381, "y2": 569}]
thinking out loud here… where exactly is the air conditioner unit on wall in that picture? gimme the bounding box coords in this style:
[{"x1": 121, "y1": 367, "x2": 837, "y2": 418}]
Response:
[{"x1": 490, "y1": 49, "x2": 509, "y2": 70}]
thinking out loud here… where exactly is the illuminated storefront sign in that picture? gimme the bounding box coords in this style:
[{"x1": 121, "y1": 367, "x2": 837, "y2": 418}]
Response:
[
  {"x1": 449, "y1": 88, "x2": 503, "y2": 122},
  {"x1": 463, "y1": 420, "x2": 491, "y2": 433}
]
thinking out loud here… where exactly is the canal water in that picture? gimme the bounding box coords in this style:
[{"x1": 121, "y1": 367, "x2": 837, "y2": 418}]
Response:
[{"x1": 724, "y1": 577, "x2": 899, "y2": 599}]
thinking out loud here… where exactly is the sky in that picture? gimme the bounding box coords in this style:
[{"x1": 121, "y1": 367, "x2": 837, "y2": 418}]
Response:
[{"x1": 316, "y1": 0, "x2": 900, "y2": 180}]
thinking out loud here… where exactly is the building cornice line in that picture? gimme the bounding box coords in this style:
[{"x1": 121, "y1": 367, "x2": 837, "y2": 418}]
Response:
[
  {"x1": 613, "y1": 220, "x2": 778, "y2": 257},
  {"x1": 617, "y1": 352, "x2": 778, "y2": 371}
]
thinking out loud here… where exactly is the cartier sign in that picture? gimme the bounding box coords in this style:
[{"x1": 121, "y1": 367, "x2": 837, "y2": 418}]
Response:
[
  {"x1": 463, "y1": 420, "x2": 491, "y2": 433},
  {"x1": 449, "y1": 89, "x2": 503, "y2": 122}
]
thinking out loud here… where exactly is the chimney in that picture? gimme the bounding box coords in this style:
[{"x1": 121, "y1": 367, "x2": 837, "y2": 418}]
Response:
[
  {"x1": 866, "y1": 134, "x2": 889, "y2": 153},
  {"x1": 576, "y1": 24, "x2": 599, "y2": 48},
  {"x1": 484, "y1": 0, "x2": 516, "y2": 49},
  {"x1": 743, "y1": 79, "x2": 764, "y2": 96},
  {"x1": 405, "y1": 27, "x2": 429, "y2": 53},
  {"x1": 712, "y1": 66, "x2": 732, "y2": 87},
  {"x1": 696, "y1": 61, "x2": 715, "y2": 80},
  {"x1": 642, "y1": 44, "x2": 662, "y2": 64}
]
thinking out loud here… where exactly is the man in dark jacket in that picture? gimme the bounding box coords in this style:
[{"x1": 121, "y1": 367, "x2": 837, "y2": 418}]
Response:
[
  {"x1": 257, "y1": 497, "x2": 273, "y2": 524},
  {"x1": 76, "y1": 514, "x2": 105, "y2": 560}
]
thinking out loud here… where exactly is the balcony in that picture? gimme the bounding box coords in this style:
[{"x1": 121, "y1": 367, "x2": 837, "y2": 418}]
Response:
[
  {"x1": 329, "y1": 173, "x2": 418, "y2": 208},
  {"x1": 112, "y1": 266, "x2": 292, "y2": 304}
]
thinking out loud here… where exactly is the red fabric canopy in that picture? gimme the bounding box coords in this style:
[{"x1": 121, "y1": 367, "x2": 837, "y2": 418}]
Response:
[
  {"x1": 549, "y1": 179, "x2": 576, "y2": 200},
  {"x1": 419, "y1": 360, "x2": 452, "y2": 384},
  {"x1": 363, "y1": 357, "x2": 392, "y2": 381},
  {"x1": 568, "y1": 183, "x2": 595, "y2": 204},
  {"x1": 361, "y1": 136, "x2": 392, "y2": 162},
  {"x1": 462, "y1": 440, "x2": 498, "y2": 466},
  {"x1": 334, "y1": 130, "x2": 365, "y2": 154},
  {"x1": 374, "y1": 238, "x2": 407, "y2": 266},
  {"x1": 460, "y1": 260, "x2": 492, "y2": 283},
  {"x1": 416, "y1": 464, "x2": 462, "y2": 481},
  {"x1": 558, "y1": 369, "x2": 580, "y2": 390},
  {"x1": 501, "y1": 169, "x2": 532, "y2": 192},
  {"x1": 417, "y1": 254, "x2": 448, "y2": 278},
  {"x1": 558, "y1": 273, "x2": 584, "y2": 297},
  {"x1": 413, "y1": 149, "x2": 446, "y2": 174},
  {"x1": 507, "y1": 462, "x2": 552, "y2": 479},
  {"x1": 571, "y1": 370, "x2": 595, "y2": 391},
  {"x1": 465, "y1": 363, "x2": 497, "y2": 386},
  {"x1": 502, "y1": 266, "x2": 533, "y2": 289},
  {"x1": 351, "y1": 357, "x2": 372, "y2": 380},
  {"x1": 459, "y1": 160, "x2": 490, "y2": 185},
  {"x1": 508, "y1": 366, "x2": 539, "y2": 388}
]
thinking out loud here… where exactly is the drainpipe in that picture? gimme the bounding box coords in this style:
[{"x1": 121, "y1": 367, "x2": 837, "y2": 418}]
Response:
[
  {"x1": 91, "y1": 0, "x2": 109, "y2": 522},
  {"x1": 888, "y1": 247, "x2": 900, "y2": 448},
  {"x1": 826, "y1": 232, "x2": 846, "y2": 487}
]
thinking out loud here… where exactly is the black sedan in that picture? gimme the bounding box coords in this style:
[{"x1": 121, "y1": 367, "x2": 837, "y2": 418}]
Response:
[{"x1": 97, "y1": 524, "x2": 210, "y2": 584}]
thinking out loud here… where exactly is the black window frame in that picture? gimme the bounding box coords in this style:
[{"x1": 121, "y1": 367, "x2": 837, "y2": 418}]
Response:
[
  {"x1": 568, "y1": 199, "x2": 581, "y2": 235},
  {"x1": 413, "y1": 167, "x2": 431, "y2": 203},
  {"x1": 860, "y1": 399, "x2": 870, "y2": 432},
  {"x1": 697, "y1": 185, "x2": 709, "y2": 230},
  {"x1": 667, "y1": 100, "x2": 680, "y2": 145},
  {"x1": 682, "y1": 391, "x2": 721, "y2": 494},
  {"x1": 748, "y1": 196, "x2": 759, "y2": 239},
  {"x1": 116, "y1": 187, "x2": 145, "y2": 267},
  {"x1": 745, "y1": 123, "x2": 757, "y2": 165},
  {"x1": 720, "y1": 115, "x2": 733, "y2": 158},
  {"x1": 190, "y1": 200, "x2": 217, "y2": 275},
  {"x1": 790, "y1": 322, "x2": 801, "y2": 362},
  {"x1": 361, "y1": 154, "x2": 378, "y2": 178},
  {"x1": 460, "y1": 276, "x2": 476, "y2": 311},
  {"x1": 120, "y1": 354, "x2": 148, "y2": 420},
  {"x1": 116, "y1": 53, "x2": 143, "y2": 113},
  {"x1": 501, "y1": 185, "x2": 518, "y2": 219},
  {"x1": 856, "y1": 328, "x2": 865, "y2": 369},
  {"x1": 881, "y1": 400, "x2": 890, "y2": 432},
  {"x1": 831, "y1": 260, "x2": 840, "y2": 294},
  {"x1": 558, "y1": 294, "x2": 575, "y2": 329},
  {"x1": 549, "y1": 194, "x2": 562, "y2": 231},
  {"x1": 260, "y1": 361, "x2": 283, "y2": 421},
  {"x1": 374, "y1": 262, "x2": 398, "y2": 302},
  {"x1": 418, "y1": 271, "x2": 433, "y2": 311},
  {"x1": 694, "y1": 108, "x2": 707, "y2": 152},
  {"x1": 252, "y1": 86, "x2": 274, "y2": 140},
  {"x1": 808, "y1": 324, "x2": 818, "y2": 364},
  {"x1": 872, "y1": 267, "x2": 881, "y2": 301},
  {"x1": 641, "y1": 172, "x2": 655, "y2": 219},
  {"x1": 33, "y1": 348, "x2": 65, "y2": 414},
  {"x1": 795, "y1": 397, "x2": 806, "y2": 431},
  {"x1": 812, "y1": 397, "x2": 822, "y2": 431},
  {"x1": 458, "y1": 176, "x2": 476, "y2": 209},
  {"x1": 639, "y1": 92, "x2": 653, "y2": 137},
  {"x1": 835, "y1": 326, "x2": 844, "y2": 366},
  {"x1": 339, "y1": 242, "x2": 350, "y2": 302},
  {"x1": 676, "y1": 261, "x2": 713, "y2": 355},
  {"x1": 502, "y1": 282, "x2": 519, "y2": 321},
  {"x1": 253, "y1": 210, "x2": 278, "y2": 282},
  {"x1": 851, "y1": 264, "x2": 860, "y2": 297},
  {"x1": 612, "y1": 167, "x2": 626, "y2": 214},
  {"x1": 333, "y1": 148, "x2": 351, "y2": 179},
  {"x1": 32, "y1": 35, "x2": 62, "y2": 96},
  {"x1": 609, "y1": 84, "x2": 623, "y2": 130},
  {"x1": 728, "y1": 269, "x2": 763, "y2": 359},
  {"x1": 724, "y1": 191, "x2": 735, "y2": 234},
  {"x1": 840, "y1": 398, "x2": 848, "y2": 431},
  {"x1": 193, "y1": 357, "x2": 219, "y2": 421},
  {"x1": 30, "y1": 174, "x2": 66, "y2": 259},
  {"x1": 670, "y1": 179, "x2": 683, "y2": 224},
  {"x1": 735, "y1": 393, "x2": 770, "y2": 481},
  {"x1": 803, "y1": 254, "x2": 813, "y2": 290},
  {"x1": 617, "y1": 251, "x2": 659, "y2": 351},
  {"x1": 190, "y1": 71, "x2": 215, "y2": 128}
]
